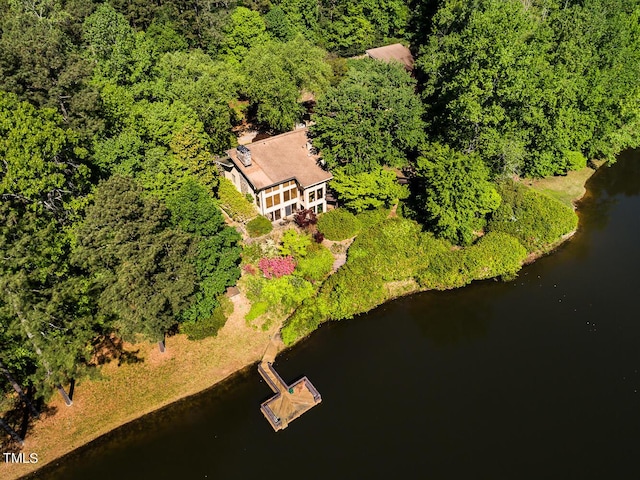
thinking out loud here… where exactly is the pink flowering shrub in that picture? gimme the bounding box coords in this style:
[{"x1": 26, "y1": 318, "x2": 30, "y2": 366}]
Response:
[{"x1": 258, "y1": 256, "x2": 296, "y2": 279}]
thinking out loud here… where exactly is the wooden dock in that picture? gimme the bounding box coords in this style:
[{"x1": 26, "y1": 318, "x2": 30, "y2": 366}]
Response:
[{"x1": 258, "y1": 361, "x2": 321, "y2": 431}]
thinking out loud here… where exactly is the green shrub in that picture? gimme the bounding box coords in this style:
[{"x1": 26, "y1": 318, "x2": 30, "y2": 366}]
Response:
[
  {"x1": 245, "y1": 275, "x2": 315, "y2": 318},
  {"x1": 280, "y1": 218, "x2": 527, "y2": 345},
  {"x1": 279, "y1": 229, "x2": 311, "y2": 257},
  {"x1": 180, "y1": 305, "x2": 227, "y2": 340},
  {"x1": 295, "y1": 245, "x2": 334, "y2": 282},
  {"x1": 565, "y1": 151, "x2": 587, "y2": 171},
  {"x1": 246, "y1": 215, "x2": 273, "y2": 237},
  {"x1": 466, "y1": 232, "x2": 527, "y2": 280},
  {"x1": 317, "y1": 209, "x2": 361, "y2": 240},
  {"x1": 241, "y1": 242, "x2": 262, "y2": 265},
  {"x1": 488, "y1": 181, "x2": 578, "y2": 252},
  {"x1": 355, "y1": 208, "x2": 389, "y2": 230},
  {"x1": 416, "y1": 249, "x2": 470, "y2": 290},
  {"x1": 348, "y1": 217, "x2": 449, "y2": 281},
  {"x1": 281, "y1": 298, "x2": 330, "y2": 345},
  {"x1": 417, "y1": 232, "x2": 527, "y2": 290},
  {"x1": 217, "y1": 177, "x2": 257, "y2": 222},
  {"x1": 246, "y1": 301, "x2": 268, "y2": 321},
  {"x1": 324, "y1": 261, "x2": 387, "y2": 320}
]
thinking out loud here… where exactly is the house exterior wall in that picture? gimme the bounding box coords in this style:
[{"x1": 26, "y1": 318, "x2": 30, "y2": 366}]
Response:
[
  {"x1": 301, "y1": 183, "x2": 327, "y2": 214},
  {"x1": 224, "y1": 169, "x2": 328, "y2": 221}
]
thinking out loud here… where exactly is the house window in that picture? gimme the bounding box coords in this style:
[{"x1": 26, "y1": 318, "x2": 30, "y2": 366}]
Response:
[
  {"x1": 309, "y1": 191, "x2": 316, "y2": 203},
  {"x1": 274, "y1": 209, "x2": 282, "y2": 221},
  {"x1": 285, "y1": 205, "x2": 292, "y2": 216},
  {"x1": 265, "y1": 193, "x2": 281, "y2": 208},
  {"x1": 317, "y1": 188, "x2": 323, "y2": 199},
  {"x1": 283, "y1": 188, "x2": 297, "y2": 202},
  {"x1": 317, "y1": 203, "x2": 324, "y2": 214},
  {"x1": 256, "y1": 196, "x2": 261, "y2": 208}
]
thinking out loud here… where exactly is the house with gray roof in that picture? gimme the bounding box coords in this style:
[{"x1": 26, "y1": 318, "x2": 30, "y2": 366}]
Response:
[{"x1": 217, "y1": 128, "x2": 332, "y2": 222}]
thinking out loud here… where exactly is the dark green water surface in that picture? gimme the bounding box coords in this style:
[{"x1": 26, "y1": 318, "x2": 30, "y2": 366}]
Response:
[{"x1": 33, "y1": 152, "x2": 640, "y2": 480}]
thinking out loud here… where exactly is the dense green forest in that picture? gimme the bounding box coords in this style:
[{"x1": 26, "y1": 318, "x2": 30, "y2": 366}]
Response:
[{"x1": 1, "y1": 0, "x2": 639, "y2": 409}]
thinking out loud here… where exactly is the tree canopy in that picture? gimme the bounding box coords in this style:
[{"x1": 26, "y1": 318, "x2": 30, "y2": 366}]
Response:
[
  {"x1": 2, "y1": 0, "x2": 639, "y2": 408},
  {"x1": 73, "y1": 176, "x2": 197, "y2": 344},
  {"x1": 414, "y1": 143, "x2": 501, "y2": 245},
  {"x1": 415, "y1": 0, "x2": 640, "y2": 176},
  {"x1": 311, "y1": 58, "x2": 424, "y2": 174},
  {"x1": 242, "y1": 35, "x2": 331, "y2": 131}
]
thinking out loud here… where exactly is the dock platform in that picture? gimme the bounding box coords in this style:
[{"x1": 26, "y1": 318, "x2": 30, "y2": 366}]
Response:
[{"x1": 258, "y1": 361, "x2": 321, "y2": 431}]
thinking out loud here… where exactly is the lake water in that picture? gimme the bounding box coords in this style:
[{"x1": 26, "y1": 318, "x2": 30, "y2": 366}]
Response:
[{"x1": 33, "y1": 151, "x2": 640, "y2": 480}]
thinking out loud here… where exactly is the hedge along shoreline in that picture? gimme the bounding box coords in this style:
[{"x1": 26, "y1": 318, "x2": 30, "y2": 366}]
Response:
[{"x1": 281, "y1": 171, "x2": 594, "y2": 345}]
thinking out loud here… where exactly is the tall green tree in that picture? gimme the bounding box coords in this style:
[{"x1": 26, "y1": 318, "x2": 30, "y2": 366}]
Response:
[
  {"x1": 0, "y1": 206, "x2": 98, "y2": 403},
  {"x1": 415, "y1": 0, "x2": 640, "y2": 176},
  {"x1": 221, "y1": 6, "x2": 268, "y2": 62},
  {"x1": 167, "y1": 181, "x2": 241, "y2": 325},
  {"x1": 93, "y1": 98, "x2": 218, "y2": 197},
  {"x1": 417, "y1": 0, "x2": 548, "y2": 175},
  {"x1": 414, "y1": 143, "x2": 501, "y2": 245},
  {"x1": 243, "y1": 35, "x2": 331, "y2": 131},
  {"x1": 83, "y1": 3, "x2": 156, "y2": 86},
  {"x1": 330, "y1": 167, "x2": 408, "y2": 212},
  {"x1": 73, "y1": 176, "x2": 197, "y2": 351},
  {"x1": 273, "y1": 0, "x2": 411, "y2": 56},
  {"x1": 153, "y1": 49, "x2": 239, "y2": 152},
  {"x1": 0, "y1": 91, "x2": 90, "y2": 216},
  {"x1": 0, "y1": 94, "x2": 98, "y2": 401},
  {"x1": 311, "y1": 58, "x2": 424, "y2": 174},
  {"x1": 0, "y1": 0, "x2": 102, "y2": 136}
]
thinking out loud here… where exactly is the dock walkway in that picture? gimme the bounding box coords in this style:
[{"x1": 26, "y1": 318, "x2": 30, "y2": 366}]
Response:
[{"x1": 258, "y1": 337, "x2": 321, "y2": 431}]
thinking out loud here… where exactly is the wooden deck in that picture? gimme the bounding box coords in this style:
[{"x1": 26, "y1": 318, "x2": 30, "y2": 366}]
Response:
[{"x1": 258, "y1": 360, "x2": 321, "y2": 431}]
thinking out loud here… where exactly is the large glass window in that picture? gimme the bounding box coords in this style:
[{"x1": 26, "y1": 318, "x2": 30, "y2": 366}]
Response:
[
  {"x1": 274, "y1": 209, "x2": 282, "y2": 220},
  {"x1": 309, "y1": 191, "x2": 316, "y2": 202},
  {"x1": 265, "y1": 193, "x2": 281, "y2": 208},
  {"x1": 317, "y1": 188, "x2": 323, "y2": 199},
  {"x1": 283, "y1": 188, "x2": 297, "y2": 202},
  {"x1": 317, "y1": 203, "x2": 324, "y2": 214}
]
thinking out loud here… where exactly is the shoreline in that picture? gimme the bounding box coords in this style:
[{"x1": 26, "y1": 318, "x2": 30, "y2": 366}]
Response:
[
  {"x1": 5, "y1": 165, "x2": 601, "y2": 480},
  {"x1": 20, "y1": 361, "x2": 259, "y2": 479}
]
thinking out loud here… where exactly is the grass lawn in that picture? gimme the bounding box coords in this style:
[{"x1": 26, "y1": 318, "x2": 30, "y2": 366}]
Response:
[
  {"x1": 525, "y1": 163, "x2": 604, "y2": 207},
  {"x1": 1, "y1": 292, "x2": 277, "y2": 480}
]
